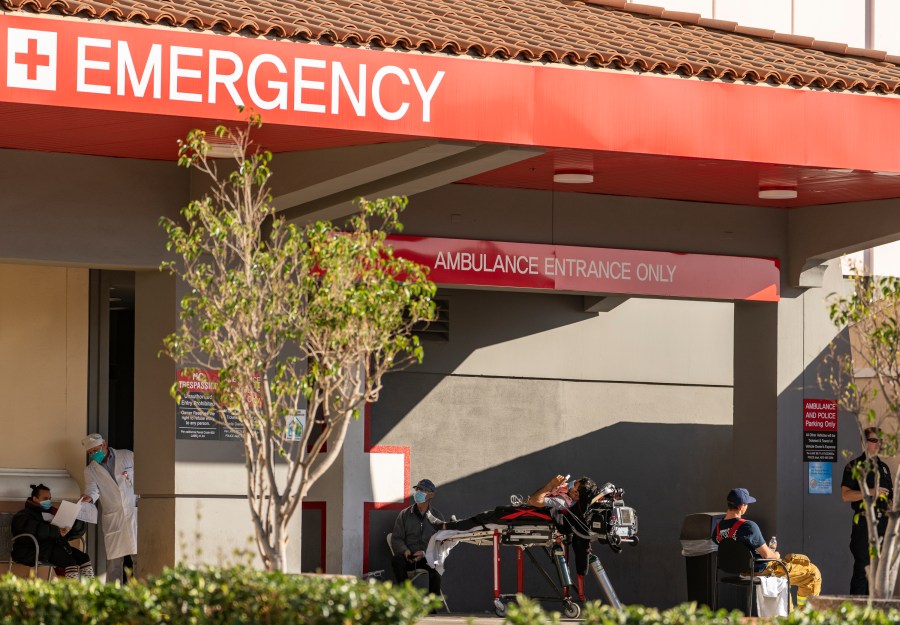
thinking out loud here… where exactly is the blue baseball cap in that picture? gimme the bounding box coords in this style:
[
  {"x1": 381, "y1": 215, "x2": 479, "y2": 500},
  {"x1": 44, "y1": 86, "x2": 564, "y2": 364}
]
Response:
[
  {"x1": 727, "y1": 488, "x2": 756, "y2": 505},
  {"x1": 414, "y1": 479, "x2": 436, "y2": 493}
]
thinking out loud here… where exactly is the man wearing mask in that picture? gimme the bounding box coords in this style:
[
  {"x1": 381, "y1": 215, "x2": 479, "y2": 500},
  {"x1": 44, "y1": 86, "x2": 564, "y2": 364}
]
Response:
[
  {"x1": 79, "y1": 433, "x2": 137, "y2": 584},
  {"x1": 390, "y1": 478, "x2": 444, "y2": 596},
  {"x1": 841, "y1": 427, "x2": 894, "y2": 595}
]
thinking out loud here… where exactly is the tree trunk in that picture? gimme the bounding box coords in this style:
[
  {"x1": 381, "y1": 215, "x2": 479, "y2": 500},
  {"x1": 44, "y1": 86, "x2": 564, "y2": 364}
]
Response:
[{"x1": 874, "y1": 514, "x2": 900, "y2": 598}]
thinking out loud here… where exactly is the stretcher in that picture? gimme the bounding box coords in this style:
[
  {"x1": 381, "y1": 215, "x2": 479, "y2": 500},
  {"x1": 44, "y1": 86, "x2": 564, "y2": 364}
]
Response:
[{"x1": 425, "y1": 482, "x2": 638, "y2": 617}]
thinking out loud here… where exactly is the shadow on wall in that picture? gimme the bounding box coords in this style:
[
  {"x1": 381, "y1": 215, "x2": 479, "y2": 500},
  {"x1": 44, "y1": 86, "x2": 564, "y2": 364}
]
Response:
[
  {"x1": 368, "y1": 421, "x2": 733, "y2": 612},
  {"x1": 781, "y1": 324, "x2": 866, "y2": 597},
  {"x1": 414, "y1": 289, "x2": 607, "y2": 374}
]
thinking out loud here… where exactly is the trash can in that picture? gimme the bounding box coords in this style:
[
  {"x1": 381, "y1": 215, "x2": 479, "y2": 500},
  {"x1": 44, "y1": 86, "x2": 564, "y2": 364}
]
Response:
[{"x1": 680, "y1": 512, "x2": 724, "y2": 607}]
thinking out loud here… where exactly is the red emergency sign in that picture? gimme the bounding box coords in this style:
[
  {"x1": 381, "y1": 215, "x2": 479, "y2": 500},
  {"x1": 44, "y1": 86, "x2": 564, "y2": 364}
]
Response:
[{"x1": 4, "y1": 13, "x2": 900, "y2": 172}]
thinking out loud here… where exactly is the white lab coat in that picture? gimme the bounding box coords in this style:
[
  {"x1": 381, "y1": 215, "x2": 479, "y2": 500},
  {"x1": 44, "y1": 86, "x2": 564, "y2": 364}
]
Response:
[{"x1": 83, "y1": 448, "x2": 138, "y2": 560}]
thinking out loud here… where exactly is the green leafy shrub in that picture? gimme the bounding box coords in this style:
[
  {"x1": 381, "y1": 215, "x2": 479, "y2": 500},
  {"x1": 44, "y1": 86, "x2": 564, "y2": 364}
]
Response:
[
  {"x1": 149, "y1": 566, "x2": 440, "y2": 625},
  {"x1": 577, "y1": 601, "x2": 900, "y2": 625},
  {"x1": 0, "y1": 565, "x2": 438, "y2": 625},
  {"x1": 580, "y1": 602, "x2": 743, "y2": 625},
  {"x1": 504, "y1": 596, "x2": 561, "y2": 625},
  {"x1": 505, "y1": 600, "x2": 900, "y2": 625},
  {"x1": 0, "y1": 574, "x2": 159, "y2": 625},
  {"x1": 779, "y1": 602, "x2": 900, "y2": 625}
]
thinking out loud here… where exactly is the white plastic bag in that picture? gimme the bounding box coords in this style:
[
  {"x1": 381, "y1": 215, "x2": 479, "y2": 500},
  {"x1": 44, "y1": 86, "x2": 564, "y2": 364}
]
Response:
[{"x1": 755, "y1": 576, "x2": 789, "y2": 617}]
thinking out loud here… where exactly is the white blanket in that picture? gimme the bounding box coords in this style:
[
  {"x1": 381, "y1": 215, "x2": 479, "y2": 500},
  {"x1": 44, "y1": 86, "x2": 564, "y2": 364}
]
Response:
[
  {"x1": 424, "y1": 525, "x2": 554, "y2": 575},
  {"x1": 425, "y1": 530, "x2": 463, "y2": 575},
  {"x1": 755, "y1": 575, "x2": 789, "y2": 617}
]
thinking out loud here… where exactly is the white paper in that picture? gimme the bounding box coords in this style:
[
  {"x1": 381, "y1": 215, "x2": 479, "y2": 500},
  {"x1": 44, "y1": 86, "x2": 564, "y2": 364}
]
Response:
[
  {"x1": 50, "y1": 500, "x2": 80, "y2": 528},
  {"x1": 76, "y1": 502, "x2": 98, "y2": 524}
]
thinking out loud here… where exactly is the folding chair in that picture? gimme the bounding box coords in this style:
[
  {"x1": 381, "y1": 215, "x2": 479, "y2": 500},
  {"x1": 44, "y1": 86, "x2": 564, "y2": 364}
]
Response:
[
  {"x1": 0, "y1": 512, "x2": 87, "y2": 580},
  {"x1": 386, "y1": 532, "x2": 450, "y2": 612},
  {"x1": 714, "y1": 538, "x2": 790, "y2": 616},
  {"x1": 0, "y1": 514, "x2": 14, "y2": 572},
  {"x1": 0, "y1": 513, "x2": 51, "y2": 579}
]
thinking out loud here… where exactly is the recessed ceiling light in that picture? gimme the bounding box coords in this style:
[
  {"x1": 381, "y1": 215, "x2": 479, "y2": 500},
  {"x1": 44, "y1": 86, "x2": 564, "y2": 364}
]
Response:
[
  {"x1": 873, "y1": 171, "x2": 900, "y2": 176},
  {"x1": 553, "y1": 169, "x2": 594, "y2": 184},
  {"x1": 758, "y1": 186, "x2": 797, "y2": 200}
]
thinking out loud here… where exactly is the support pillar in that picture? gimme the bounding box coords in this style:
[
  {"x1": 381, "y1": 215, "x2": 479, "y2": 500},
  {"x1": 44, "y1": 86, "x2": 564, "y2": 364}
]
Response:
[
  {"x1": 733, "y1": 261, "x2": 854, "y2": 594},
  {"x1": 733, "y1": 300, "x2": 779, "y2": 528},
  {"x1": 133, "y1": 270, "x2": 177, "y2": 577}
]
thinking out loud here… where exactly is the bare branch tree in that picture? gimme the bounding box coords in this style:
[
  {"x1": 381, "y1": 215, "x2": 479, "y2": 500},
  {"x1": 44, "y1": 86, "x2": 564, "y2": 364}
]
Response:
[{"x1": 160, "y1": 118, "x2": 436, "y2": 572}]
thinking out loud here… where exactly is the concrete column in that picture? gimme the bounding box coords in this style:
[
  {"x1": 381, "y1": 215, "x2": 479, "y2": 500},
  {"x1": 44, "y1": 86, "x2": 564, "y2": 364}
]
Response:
[
  {"x1": 341, "y1": 416, "x2": 364, "y2": 575},
  {"x1": 775, "y1": 285, "x2": 806, "y2": 551},
  {"x1": 733, "y1": 300, "x2": 779, "y2": 527},
  {"x1": 133, "y1": 270, "x2": 177, "y2": 577},
  {"x1": 734, "y1": 261, "x2": 854, "y2": 594},
  {"x1": 340, "y1": 402, "x2": 404, "y2": 577}
]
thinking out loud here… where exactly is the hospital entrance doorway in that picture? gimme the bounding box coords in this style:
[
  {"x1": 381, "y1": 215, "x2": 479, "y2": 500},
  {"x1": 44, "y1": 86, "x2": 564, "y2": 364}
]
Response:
[{"x1": 87, "y1": 269, "x2": 135, "y2": 577}]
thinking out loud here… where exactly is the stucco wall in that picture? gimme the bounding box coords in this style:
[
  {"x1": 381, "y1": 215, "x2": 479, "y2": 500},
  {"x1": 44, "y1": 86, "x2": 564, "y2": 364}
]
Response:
[
  {"x1": 0, "y1": 149, "x2": 186, "y2": 269},
  {"x1": 0, "y1": 264, "x2": 88, "y2": 503},
  {"x1": 367, "y1": 289, "x2": 735, "y2": 610},
  {"x1": 0, "y1": 157, "x2": 858, "y2": 604},
  {"x1": 363, "y1": 185, "x2": 852, "y2": 606},
  {"x1": 135, "y1": 270, "x2": 336, "y2": 575}
]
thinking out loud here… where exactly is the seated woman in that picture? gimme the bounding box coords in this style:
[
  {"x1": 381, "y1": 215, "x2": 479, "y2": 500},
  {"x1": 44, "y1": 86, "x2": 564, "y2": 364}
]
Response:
[{"x1": 11, "y1": 483, "x2": 94, "y2": 579}]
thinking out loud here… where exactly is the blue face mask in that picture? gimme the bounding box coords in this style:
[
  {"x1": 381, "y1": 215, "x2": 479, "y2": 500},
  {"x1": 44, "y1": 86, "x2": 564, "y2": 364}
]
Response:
[
  {"x1": 90, "y1": 450, "x2": 106, "y2": 464},
  {"x1": 39, "y1": 500, "x2": 52, "y2": 510},
  {"x1": 413, "y1": 490, "x2": 427, "y2": 504}
]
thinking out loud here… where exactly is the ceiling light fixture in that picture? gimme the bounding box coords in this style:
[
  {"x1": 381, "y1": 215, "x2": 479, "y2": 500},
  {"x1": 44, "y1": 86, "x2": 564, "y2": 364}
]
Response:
[
  {"x1": 758, "y1": 186, "x2": 798, "y2": 200},
  {"x1": 874, "y1": 171, "x2": 900, "y2": 177},
  {"x1": 553, "y1": 169, "x2": 594, "y2": 184}
]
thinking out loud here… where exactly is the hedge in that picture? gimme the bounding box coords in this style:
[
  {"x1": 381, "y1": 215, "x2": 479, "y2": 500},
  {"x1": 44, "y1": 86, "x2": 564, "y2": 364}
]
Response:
[
  {"x1": 0, "y1": 565, "x2": 441, "y2": 625},
  {"x1": 504, "y1": 596, "x2": 900, "y2": 625}
]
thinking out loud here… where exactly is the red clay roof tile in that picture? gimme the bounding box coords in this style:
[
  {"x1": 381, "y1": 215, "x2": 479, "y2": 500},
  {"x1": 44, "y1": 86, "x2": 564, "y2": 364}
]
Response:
[
  {"x1": 660, "y1": 10, "x2": 701, "y2": 25},
  {"x1": 3, "y1": 0, "x2": 900, "y2": 93}
]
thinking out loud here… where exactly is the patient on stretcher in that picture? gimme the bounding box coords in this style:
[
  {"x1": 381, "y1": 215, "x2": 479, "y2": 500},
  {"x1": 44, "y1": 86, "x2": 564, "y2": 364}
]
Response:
[
  {"x1": 442, "y1": 475, "x2": 596, "y2": 531},
  {"x1": 426, "y1": 477, "x2": 637, "y2": 611}
]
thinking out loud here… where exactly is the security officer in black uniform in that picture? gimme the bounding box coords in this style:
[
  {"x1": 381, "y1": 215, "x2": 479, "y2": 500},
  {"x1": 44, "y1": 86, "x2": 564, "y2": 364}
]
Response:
[{"x1": 841, "y1": 427, "x2": 894, "y2": 595}]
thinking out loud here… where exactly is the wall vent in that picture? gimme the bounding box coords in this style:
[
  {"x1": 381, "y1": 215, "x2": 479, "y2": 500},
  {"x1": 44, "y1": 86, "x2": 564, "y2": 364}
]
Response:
[{"x1": 413, "y1": 298, "x2": 450, "y2": 342}]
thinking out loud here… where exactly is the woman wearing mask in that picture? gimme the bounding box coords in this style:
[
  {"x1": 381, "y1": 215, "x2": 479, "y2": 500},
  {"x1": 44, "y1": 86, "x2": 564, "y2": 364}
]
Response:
[{"x1": 11, "y1": 483, "x2": 94, "y2": 579}]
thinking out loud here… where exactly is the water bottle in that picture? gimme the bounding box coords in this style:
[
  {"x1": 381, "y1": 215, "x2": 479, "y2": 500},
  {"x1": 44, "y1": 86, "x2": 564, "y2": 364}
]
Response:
[{"x1": 768, "y1": 536, "x2": 777, "y2": 550}]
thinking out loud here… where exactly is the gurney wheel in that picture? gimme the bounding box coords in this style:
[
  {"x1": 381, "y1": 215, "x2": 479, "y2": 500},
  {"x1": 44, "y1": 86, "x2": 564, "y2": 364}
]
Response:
[
  {"x1": 493, "y1": 599, "x2": 507, "y2": 617},
  {"x1": 563, "y1": 601, "x2": 581, "y2": 619}
]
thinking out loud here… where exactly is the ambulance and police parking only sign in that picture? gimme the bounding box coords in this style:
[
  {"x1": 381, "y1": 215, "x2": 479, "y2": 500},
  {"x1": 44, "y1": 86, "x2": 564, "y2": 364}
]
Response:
[{"x1": 803, "y1": 398, "x2": 837, "y2": 462}]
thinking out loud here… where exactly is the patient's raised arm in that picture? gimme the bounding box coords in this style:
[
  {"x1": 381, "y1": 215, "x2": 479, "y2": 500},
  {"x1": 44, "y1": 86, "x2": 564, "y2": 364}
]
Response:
[{"x1": 526, "y1": 474, "x2": 566, "y2": 507}]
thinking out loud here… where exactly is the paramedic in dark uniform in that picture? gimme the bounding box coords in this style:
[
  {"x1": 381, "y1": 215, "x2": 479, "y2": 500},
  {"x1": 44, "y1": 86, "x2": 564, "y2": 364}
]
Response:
[
  {"x1": 390, "y1": 478, "x2": 444, "y2": 595},
  {"x1": 841, "y1": 427, "x2": 894, "y2": 595}
]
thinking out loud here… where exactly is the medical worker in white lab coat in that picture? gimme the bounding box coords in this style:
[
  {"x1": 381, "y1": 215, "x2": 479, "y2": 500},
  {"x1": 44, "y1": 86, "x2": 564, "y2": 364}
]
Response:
[{"x1": 80, "y1": 433, "x2": 137, "y2": 583}]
